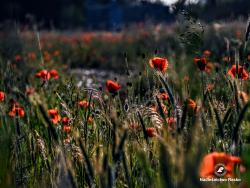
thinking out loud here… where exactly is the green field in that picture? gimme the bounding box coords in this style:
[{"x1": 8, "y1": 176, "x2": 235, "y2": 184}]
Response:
[{"x1": 0, "y1": 20, "x2": 250, "y2": 188}]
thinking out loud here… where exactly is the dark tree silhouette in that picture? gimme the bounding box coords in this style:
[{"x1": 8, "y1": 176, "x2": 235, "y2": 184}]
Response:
[
  {"x1": 0, "y1": 0, "x2": 250, "y2": 29},
  {"x1": 0, "y1": 0, "x2": 85, "y2": 28}
]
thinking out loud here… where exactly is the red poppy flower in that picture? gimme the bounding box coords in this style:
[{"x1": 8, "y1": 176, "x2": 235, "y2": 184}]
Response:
[
  {"x1": 146, "y1": 127, "x2": 156, "y2": 137},
  {"x1": 8, "y1": 107, "x2": 25, "y2": 118},
  {"x1": 205, "y1": 63, "x2": 214, "y2": 73},
  {"x1": 53, "y1": 50, "x2": 60, "y2": 57},
  {"x1": 27, "y1": 52, "x2": 37, "y2": 60},
  {"x1": 48, "y1": 109, "x2": 61, "y2": 124},
  {"x1": 35, "y1": 70, "x2": 51, "y2": 81},
  {"x1": 50, "y1": 69, "x2": 59, "y2": 79},
  {"x1": 62, "y1": 117, "x2": 70, "y2": 125},
  {"x1": 63, "y1": 125, "x2": 71, "y2": 133},
  {"x1": 79, "y1": 100, "x2": 89, "y2": 108},
  {"x1": 187, "y1": 99, "x2": 197, "y2": 111},
  {"x1": 0, "y1": 91, "x2": 5, "y2": 102},
  {"x1": 88, "y1": 117, "x2": 94, "y2": 124},
  {"x1": 167, "y1": 117, "x2": 176, "y2": 128},
  {"x1": 149, "y1": 57, "x2": 168, "y2": 72},
  {"x1": 106, "y1": 80, "x2": 121, "y2": 93},
  {"x1": 43, "y1": 51, "x2": 51, "y2": 62},
  {"x1": 238, "y1": 91, "x2": 249, "y2": 104},
  {"x1": 62, "y1": 117, "x2": 71, "y2": 133},
  {"x1": 206, "y1": 84, "x2": 215, "y2": 92},
  {"x1": 15, "y1": 54, "x2": 22, "y2": 62},
  {"x1": 159, "y1": 93, "x2": 169, "y2": 102},
  {"x1": 199, "y1": 152, "x2": 241, "y2": 178},
  {"x1": 194, "y1": 57, "x2": 207, "y2": 71},
  {"x1": 25, "y1": 87, "x2": 35, "y2": 96},
  {"x1": 203, "y1": 50, "x2": 211, "y2": 57},
  {"x1": 227, "y1": 65, "x2": 249, "y2": 80},
  {"x1": 8, "y1": 102, "x2": 25, "y2": 118}
]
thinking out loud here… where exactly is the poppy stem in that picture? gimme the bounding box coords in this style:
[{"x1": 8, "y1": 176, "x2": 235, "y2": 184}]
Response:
[
  {"x1": 35, "y1": 30, "x2": 45, "y2": 66},
  {"x1": 201, "y1": 72, "x2": 205, "y2": 100}
]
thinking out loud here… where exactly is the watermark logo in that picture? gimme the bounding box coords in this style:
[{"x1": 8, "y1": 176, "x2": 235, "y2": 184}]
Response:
[
  {"x1": 200, "y1": 163, "x2": 241, "y2": 182},
  {"x1": 214, "y1": 163, "x2": 226, "y2": 177}
]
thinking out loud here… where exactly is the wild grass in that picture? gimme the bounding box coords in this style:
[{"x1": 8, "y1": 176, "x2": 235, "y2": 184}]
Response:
[{"x1": 0, "y1": 20, "x2": 250, "y2": 188}]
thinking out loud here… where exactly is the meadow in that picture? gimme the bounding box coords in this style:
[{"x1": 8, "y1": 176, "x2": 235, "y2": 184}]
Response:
[{"x1": 0, "y1": 19, "x2": 250, "y2": 188}]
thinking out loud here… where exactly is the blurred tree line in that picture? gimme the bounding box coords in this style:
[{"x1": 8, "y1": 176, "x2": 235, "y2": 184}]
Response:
[
  {"x1": 186, "y1": 0, "x2": 250, "y2": 21},
  {"x1": 0, "y1": 0, "x2": 250, "y2": 29},
  {"x1": 0, "y1": 0, "x2": 85, "y2": 28}
]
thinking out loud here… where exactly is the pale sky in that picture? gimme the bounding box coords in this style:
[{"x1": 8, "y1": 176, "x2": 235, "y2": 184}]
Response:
[
  {"x1": 160, "y1": 0, "x2": 179, "y2": 4},
  {"x1": 150, "y1": 0, "x2": 199, "y2": 5}
]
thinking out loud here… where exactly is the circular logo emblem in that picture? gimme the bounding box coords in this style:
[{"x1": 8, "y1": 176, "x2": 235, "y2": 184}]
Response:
[{"x1": 214, "y1": 163, "x2": 226, "y2": 177}]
